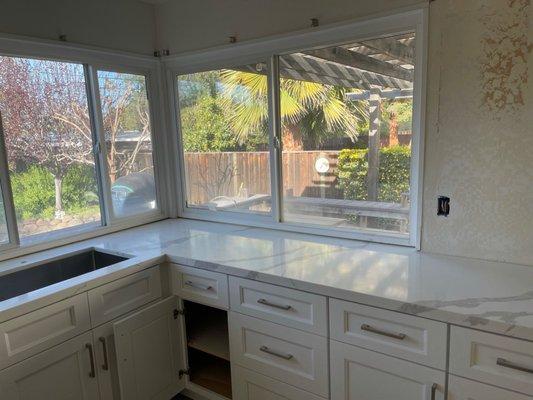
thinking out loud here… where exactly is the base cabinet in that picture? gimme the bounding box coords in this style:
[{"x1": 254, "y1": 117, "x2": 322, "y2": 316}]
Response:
[
  {"x1": 92, "y1": 321, "x2": 121, "y2": 400},
  {"x1": 448, "y1": 376, "x2": 532, "y2": 400},
  {"x1": 330, "y1": 340, "x2": 445, "y2": 400},
  {"x1": 232, "y1": 365, "x2": 324, "y2": 400},
  {"x1": 0, "y1": 332, "x2": 100, "y2": 400}
]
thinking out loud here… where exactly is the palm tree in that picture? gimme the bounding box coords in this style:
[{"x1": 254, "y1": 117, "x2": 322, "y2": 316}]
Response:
[{"x1": 220, "y1": 69, "x2": 365, "y2": 150}]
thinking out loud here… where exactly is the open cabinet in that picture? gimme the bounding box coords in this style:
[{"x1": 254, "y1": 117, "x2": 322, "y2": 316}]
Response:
[{"x1": 112, "y1": 296, "x2": 232, "y2": 400}]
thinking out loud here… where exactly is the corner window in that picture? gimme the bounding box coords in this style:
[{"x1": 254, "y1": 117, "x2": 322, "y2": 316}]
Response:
[
  {"x1": 0, "y1": 53, "x2": 163, "y2": 250},
  {"x1": 177, "y1": 63, "x2": 271, "y2": 215},
  {"x1": 174, "y1": 21, "x2": 422, "y2": 245}
]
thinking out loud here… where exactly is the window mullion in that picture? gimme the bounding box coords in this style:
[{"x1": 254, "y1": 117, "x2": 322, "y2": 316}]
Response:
[
  {"x1": 267, "y1": 55, "x2": 283, "y2": 223},
  {"x1": 84, "y1": 65, "x2": 115, "y2": 225},
  {"x1": 0, "y1": 113, "x2": 20, "y2": 246}
]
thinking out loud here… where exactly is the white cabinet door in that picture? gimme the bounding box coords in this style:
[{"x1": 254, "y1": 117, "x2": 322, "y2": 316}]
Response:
[
  {"x1": 448, "y1": 375, "x2": 532, "y2": 400},
  {"x1": 92, "y1": 322, "x2": 121, "y2": 400},
  {"x1": 330, "y1": 340, "x2": 445, "y2": 400},
  {"x1": 0, "y1": 332, "x2": 100, "y2": 400},
  {"x1": 113, "y1": 296, "x2": 185, "y2": 400}
]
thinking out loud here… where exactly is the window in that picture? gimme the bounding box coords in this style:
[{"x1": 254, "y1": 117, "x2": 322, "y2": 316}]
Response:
[
  {"x1": 0, "y1": 51, "x2": 163, "y2": 250},
  {"x1": 174, "y1": 14, "x2": 423, "y2": 246},
  {"x1": 97, "y1": 71, "x2": 157, "y2": 218},
  {"x1": 280, "y1": 34, "x2": 414, "y2": 236},
  {"x1": 0, "y1": 57, "x2": 101, "y2": 240},
  {"x1": 177, "y1": 63, "x2": 271, "y2": 215}
]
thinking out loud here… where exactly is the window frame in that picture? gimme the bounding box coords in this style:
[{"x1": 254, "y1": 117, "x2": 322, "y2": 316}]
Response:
[
  {"x1": 167, "y1": 7, "x2": 428, "y2": 247},
  {"x1": 0, "y1": 34, "x2": 169, "y2": 260}
]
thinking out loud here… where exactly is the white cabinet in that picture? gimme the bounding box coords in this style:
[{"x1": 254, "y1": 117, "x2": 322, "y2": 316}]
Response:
[
  {"x1": 113, "y1": 296, "x2": 186, "y2": 400},
  {"x1": 232, "y1": 365, "x2": 325, "y2": 400},
  {"x1": 92, "y1": 321, "x2": 121, "y2": 400},
  {"x1": 330, "y1": 340, "x2": 445, "y2": 400},
  {"x1": 448, "y1": 375, "x2": 532, "y2": 400},
  {"x1": 0, "y1": 332, "x2": 100, "y2": 400}
]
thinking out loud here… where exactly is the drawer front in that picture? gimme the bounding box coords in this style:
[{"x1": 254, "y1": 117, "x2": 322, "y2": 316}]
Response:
[
  {"x1": 330, "y1": 340, "x2": 446, "y2": 400},
  {"x1": 450, "y1": 326, "x2": 533, "y2": 395},
  {"x1": 330, "y1": 299, "x2": 447, "y2": 369},
  {"x1": 229, "y1": 277, "x2": 327, "y2": 336},
  {"x1": 0, "y1": 293, "x2": 90, "y2": 370},
  {"x1": 171, "y1": 264, "x2": 229, "y2": 309},
  {"x1": 448, "y1": 376, "x2": 532, "y2": 400},
  {"x1": 88, "y1": 266, "x2": 162, "y2": 327},
  {"x1": 229, "y1": 312, "x2": 328, "y2": 398},
  {"x1": 232, "y1": 365, "x2": 325, "y2": 400}
]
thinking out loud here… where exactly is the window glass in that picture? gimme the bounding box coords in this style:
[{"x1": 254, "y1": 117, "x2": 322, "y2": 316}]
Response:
[
  {"x1": 0, "y1": 56, "x2": 101, "y2": 239},
  {"x1": 279, "y1": 33, "x2": 415, "y2": 235},
  {"x1": 97, "y1": 71, "x2": 157, "y2": 218},
  {"x1": 0, "y1": 188, "x2": 8, "y2": 244},
  {"x1": 177, "y1": 63, "x2": 271, "y2": 215}
]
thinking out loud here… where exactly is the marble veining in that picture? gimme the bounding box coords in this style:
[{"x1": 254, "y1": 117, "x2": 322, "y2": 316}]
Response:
[{"x1": 1, "y1": 219, "x2": 533, "y2": 341}]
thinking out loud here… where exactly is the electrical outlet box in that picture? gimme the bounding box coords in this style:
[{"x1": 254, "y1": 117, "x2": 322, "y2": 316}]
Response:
[{"x1": 437, "y1": 196, "x2": 450, "y2": 216}]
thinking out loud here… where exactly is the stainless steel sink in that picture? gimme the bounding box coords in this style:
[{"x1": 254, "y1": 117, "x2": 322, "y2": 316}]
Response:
[{"x1": 0, "y1": 249, "x2": 130, "y2": 301}]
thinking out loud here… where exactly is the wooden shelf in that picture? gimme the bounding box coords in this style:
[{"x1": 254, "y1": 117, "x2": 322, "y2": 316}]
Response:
[
  {"x1": 185, "y1": 302, "x2": 230, "y2": 361},
  {"x1": 188, "y1": 347, "x2": 232, "y2": 399}
]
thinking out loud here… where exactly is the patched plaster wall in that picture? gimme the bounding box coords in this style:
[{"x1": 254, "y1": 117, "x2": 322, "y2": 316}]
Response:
[{"x1": 422, "y1": 0, "x2": 533, "y2": 264}]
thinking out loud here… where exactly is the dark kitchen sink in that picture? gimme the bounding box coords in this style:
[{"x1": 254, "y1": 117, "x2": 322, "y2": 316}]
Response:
[{"x1": 0, "y1": 249, "x2": 129, "y2": 302}]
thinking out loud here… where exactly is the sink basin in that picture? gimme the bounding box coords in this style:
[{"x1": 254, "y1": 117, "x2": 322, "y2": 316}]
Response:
[{"x1": 0, "y1": 249, "x2": 129, "y2": 302}]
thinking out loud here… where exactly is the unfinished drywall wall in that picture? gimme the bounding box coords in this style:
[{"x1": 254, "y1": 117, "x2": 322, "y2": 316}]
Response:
[
  {"x1": 0, "y1": 0, "x2": 157, "y2": 55},
  {"x1": 155, "y1": 0, "x2": 424, "y2": 53},
  {"x1": 422, "y1": 0, "x2": 533, "y2": 264}
]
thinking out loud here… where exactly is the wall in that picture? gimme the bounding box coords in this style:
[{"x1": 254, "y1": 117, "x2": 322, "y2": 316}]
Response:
[
  {"x1": 422, "y1": 0, "x2": 533, "y2": 265},
  {"x1": 157, "y1": 0, "x2": 533, "y2": 266},
  {"x1": 0, "y1": 0, "x2": 157, "y2": 55},
  {"x1": 155, "y1": 0, "x2": 424, "y2": 53}
]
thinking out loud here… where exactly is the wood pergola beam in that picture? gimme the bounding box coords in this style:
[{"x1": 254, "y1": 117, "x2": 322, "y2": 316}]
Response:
[
  {"x1": 346, "y1": 89, "x2": 413, "y2": 101},
  {"x1": 361, "y1": 38, "x2": 415, "y2": 65},
  {"x1": 304, "y1": 47, "x2": 413, "y2": 83}
]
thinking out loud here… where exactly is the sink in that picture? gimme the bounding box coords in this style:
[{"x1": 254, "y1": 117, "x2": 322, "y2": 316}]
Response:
[{"x1": 0, "y1": 249, "x2": 130, "y2": 302}]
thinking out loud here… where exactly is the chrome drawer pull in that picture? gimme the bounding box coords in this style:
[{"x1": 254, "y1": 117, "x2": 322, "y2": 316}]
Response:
[
  {"x1": 360, "y1": 324, "x2": 407, "y2": 340},
  {"x1": 497, "y1": 357, "x2": 533, "y2": 374},
  {"x1": 257, "y1": 298, "x2": 292, "y2": 310},
  {"x1": 185, "y1": 280, "x2": 213, "y2": 291},
  {"x1": 86, "y1": 343, "x2": 96, "y2": 378},
  {"x1": 259, "y1": 345, "x2": 294, "y2": 360}
]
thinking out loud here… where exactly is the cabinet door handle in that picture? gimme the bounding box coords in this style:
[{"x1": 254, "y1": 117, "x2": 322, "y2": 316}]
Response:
[
  {"x1": 99, "y1": 337, "x2": 109, "y2": 371},
  {"x1": 360, "y1": 324, "x2": 407, "y2": 340},
  {"x1": 86, "y1": 343, "x2": 96, "y2": 378},
  {"x1": 430, "y1": 383, "x2": 438, "y2": 400},
  {"x1": 259, "y1": 345, "x2": 294, "y2": 360},
  {"x1": 185, "y1": 280, "x2": 212, "y2": 291},
  {"x1": 257, "y1": 298, "x2": 292, "y2": 310},
  {"x1": 497, "y1": 357, "x2": 533, "y2": 374}
]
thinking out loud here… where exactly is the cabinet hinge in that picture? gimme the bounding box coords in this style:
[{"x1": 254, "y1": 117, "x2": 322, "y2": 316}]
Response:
[
  {"x1": 173, "y1": 308, "x2": 184, "y2": 319},
  {"x1": 178, "y1": 368, "x2": 190, "y2": 379}
]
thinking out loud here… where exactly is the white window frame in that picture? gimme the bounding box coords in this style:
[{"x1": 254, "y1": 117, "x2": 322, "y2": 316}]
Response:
[
  {"x1": 166, "y1": 7, "x2": 428, "y2": 247},
  {"x1": 0, "y1": 33, "x2": 170, "y2": 260}
]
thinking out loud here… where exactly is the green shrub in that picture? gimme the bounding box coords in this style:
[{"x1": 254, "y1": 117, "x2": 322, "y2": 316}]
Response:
[
  {"x1": 336, "y1": 146, "x2": 411, "y2": 203},
  {"x1": 11, "y1": 164, "x2": 98, "y2": 220}
]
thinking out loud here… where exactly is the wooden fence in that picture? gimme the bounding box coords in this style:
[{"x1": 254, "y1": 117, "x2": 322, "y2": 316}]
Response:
[{"x1": 184, "y1": 151, "x2": 343, "y2": 206}]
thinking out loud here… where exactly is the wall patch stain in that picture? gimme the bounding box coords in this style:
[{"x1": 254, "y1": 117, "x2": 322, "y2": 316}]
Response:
[{"x1": 480, "y1": 0, "x2": 532, "y2": 112}]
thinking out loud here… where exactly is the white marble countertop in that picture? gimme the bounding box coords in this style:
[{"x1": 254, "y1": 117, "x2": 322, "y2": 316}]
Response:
[{"x1": 1, "y1": 219, "x2": 533, "y2": 341}]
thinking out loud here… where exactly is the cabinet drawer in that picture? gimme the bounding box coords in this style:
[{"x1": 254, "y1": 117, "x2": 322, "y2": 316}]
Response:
[
  {"x1": 171, "y1": 264, "x2": 229, "y2": 309},
  {"x1": 448, "y1": 375, "x2": 532, "y2": 400},
  {"x1": 330, "y1": 299, "x2": 447, "y2": 370},
  {"x1": 229, "y1": 277, "x2": 327, "y2": 336},
  {"x1": 0, "y1": 293, "x2": 90, "y2": 370},
  {"x1": 330, "y1": 340, "x2": 445, "y2": 400},
  {"x1": 232, "y1": 365, "x2": 325, "y2": 400},
  {"x1": 450, "y1": 326, "x2": 533, "y2": 395},
  {"x1": 88, "y1": 266, "x2": 162, "y2": 327},
  {"x1": 229, "y1": 312, "x2": 328, "y2": 398}
]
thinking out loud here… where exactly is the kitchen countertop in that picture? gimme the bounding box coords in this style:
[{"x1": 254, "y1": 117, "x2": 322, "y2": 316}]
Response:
[{"x1": 1, "y1": 218, "x2": 533, "y2": 341}]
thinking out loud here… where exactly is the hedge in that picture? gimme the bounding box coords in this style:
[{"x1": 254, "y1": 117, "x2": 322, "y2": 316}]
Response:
[{"x1": 337, "y1": 146, "x2": 410, "y2": 203}]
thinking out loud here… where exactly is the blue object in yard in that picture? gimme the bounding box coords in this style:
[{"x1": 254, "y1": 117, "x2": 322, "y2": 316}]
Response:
[{"x1": 111, "y1": 172, "x2": 156, "y2": 216}]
